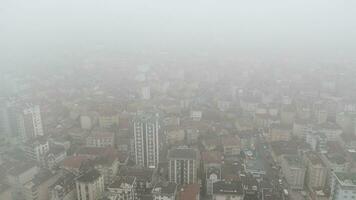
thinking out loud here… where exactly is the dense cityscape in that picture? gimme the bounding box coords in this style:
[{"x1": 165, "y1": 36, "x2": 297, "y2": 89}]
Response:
[
  {"x1": 1, "y1": 60, "x2": 356, "y2": 200},
  {"x1": 2, "y1": 0, "x2": 356, "y2": 200}
]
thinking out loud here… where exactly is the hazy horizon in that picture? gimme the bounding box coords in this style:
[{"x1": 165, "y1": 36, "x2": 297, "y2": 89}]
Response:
[{"x1": 1, "y1": 0, "x2": 356, "y2": 72}]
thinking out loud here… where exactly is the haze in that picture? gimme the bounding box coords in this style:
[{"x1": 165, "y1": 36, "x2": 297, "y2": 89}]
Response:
[{"x1": 1, "y1": 0, "x2": 356, "y2": 73}]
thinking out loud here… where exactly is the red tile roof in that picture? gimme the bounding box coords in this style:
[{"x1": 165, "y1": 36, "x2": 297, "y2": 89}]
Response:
[
  {"x1": 60, "y1": 155, "x2": 90, "y2": 169},
  {"x1": 178, "y1": 184, "x2": 200, "y2": 200}
]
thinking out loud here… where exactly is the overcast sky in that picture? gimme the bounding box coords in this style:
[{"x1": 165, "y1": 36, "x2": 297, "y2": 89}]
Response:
[{"x1": 1, "y1": 0, "x2": 356, "y2": 71}]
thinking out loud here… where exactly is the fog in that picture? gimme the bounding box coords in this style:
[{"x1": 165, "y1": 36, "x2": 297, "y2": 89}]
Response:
[{"x1": 1, "y1": 0, "x2": 356, "y2": 72}]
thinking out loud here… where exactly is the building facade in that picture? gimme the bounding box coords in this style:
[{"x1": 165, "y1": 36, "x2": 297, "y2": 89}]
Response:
[
  {"x1": 75, "y1": 170, "x2": 104, "y2": 200},
  {"x1": 304, "y1": 152, "x2": 327, "y2": 190},
  {"x1": 107, "y1": 176, "x2": 136, "y2": 200},
  {"x1": 168, "y1": 147, "x2": 197, "y2": 185},
  {"x1": 330, "y1": 172, "x2": 356, "y2": 200},
  {"x1": 281, "y1": 155, "x2": 306, "y2": 190},
  {"x1": 133, "y1": 113, "x2": 160, "y2": 168}
]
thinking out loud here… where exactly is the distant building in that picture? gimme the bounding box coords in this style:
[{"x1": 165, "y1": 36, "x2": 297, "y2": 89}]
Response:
[
  {"x1": 168, "y1": 147, "x2": 198, "y2": 185},
  {"x1": 60, "y1": 155, "x2": 91, "y2": 174},
  {"x1": 293, "y1": 118, "x2": 312, "y2": 139},
  {"x1": 23, "y1": 137, "x2": 50, "y2": 164},
  {"x1": 6, "y1": 104, "x2": 45, "y2": 141},
  {"x1": 6, "y1": 163, "x2": 40, "y2": 200},
  {"x1": 44, "y1": 145, "x2": 67, "y2": 169},
  {"x1": 267, "y1": 123, "x2": 291, "y2": 142},
  {"x1": 75, "y1": 169, "x2": 104, "y2": 200},
  {"x1": 280, "y1": 105, "x2": 295, "y2": 125},
  {"x1": 177, "y1": 184, "x2": 200, "y2": 200},
  {"x1": 0, "y1": 101, "x2": 11, "y2": 136},
  {"x1": 212, "y1": 180, "x2": 244, "y2": 200},
  {"x1": 133, "y1": 113, "x2": 160, "y2": 168},
  {"x1": 118, "y1": 167, "x2": 155, "y2": 197},
  {"x1": 22, "y1": 170, "x2": 61, "y2": 200},
  {"x1": 50, "y1": 172, "x2": 76, "y2": 200},
  {"x1": 316, "y1": 121, "x2": 342, "y2": 141},
  {"x1": 245, "y1": 160, "x2": 266, "y2": 178},
  {"x1": 281, "y1": 155, "x2": 306, "y2": 190},
  {"x1": 98, "y1": 110, "x2": 119, "y2": 129},
  {"x1": 22, "y1": 105, "x2": 44, "y2": 139},
  {"x1": 304, "y1": 151, "x2": 327, "y2": 190},
  {"x1": 306, "y1": 132, "x2": 327, "y2": 153},
  {"x1": 242, "y1": 175, "x2": 259, "y2": 199},
  {"x1": 86, "y1": 131, "x2": 115, "y2": 148},
  {"x1": 321, "y1": 155, "x2": 349, "y2": 174},
  {"x1": 201, "y1": 151, "x2": 222, "y2": 195},
  {"x1": 92, "y1": 155, "x2": 120, "y2": 186},
  {"x1": 152, "y1": 182, "x2": 177, "y2": 200},
  {"x1": 190, "y1": 110, "x2": 202, "y2": 121},
  {"x1": 141, "y1": 86, "x2": 151, "y2": 100},
  {"x1": 221, "y1": 135, "x2": 241, "y2": 156},
  {"x1": 330, "y1": 172, "x2": 356, "y2": 200},
  {"x1": 107, "y1": 176, "x2": 136, "y2": 200},
  {"x1": 80, "y1": 113, "x2": 97, "y2": 130}
]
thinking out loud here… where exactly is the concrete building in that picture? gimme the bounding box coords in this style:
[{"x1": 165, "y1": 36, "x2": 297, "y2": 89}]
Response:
[
  {"x1": 133, "y1": 113, "x2": 160, "y2": 168},
  {"x1": 0, "y1": 101, "x2": 11, "y2": 136},
  {"x1": 190, "y1": 110, "x2": 202, "y2": 121},
  {"x1": 177, "y1": 184, "x2": 200, "y2": 200},
  {"x1": 86, "y1": 131, "x2": 115, "y2": 148},
  {"x1": 118, "y1": 167, "x2": 154, "y2": 197},
  {"x1": 93, "y1": 155, "x2": 120, "y2": 186},
  {"x1": 168, "y1": 147, "x2": 198, "y2": 185},
  {"x1": 22, "y1": 170, "x2": 61, "y2": 200},
  {"x1": 80, "y1": 113, "x2": 97, "y2": 130},
  {"x1": 141, "y1": 86, "x2": 151, "y2": 100},
  {"x1": 281, "y1": 155, "x2": 306, "y2": 190},
  {"x1": 98, "y1": 110, "x2": 119, "y2": 129},
  {"x1": 293, "y1": 118, "x2": 312, "y2": 139},
  {"x1": 45, "y1": 145, "x2": 67, "y2": 169},
  {"x1": 212, "y1": 180, "x2": 244, "y2": 200},
  {"x1": 201, "y1": 151, "x2": 222, "y2": 196},
  {"x1": 75, "y1": 169, "x2": 104, "y2": 200},
  {"x1": 267, "y1": 123, "x2": 291, "y2": 142},
  {"x1": 107, "y1": 176, "x2": 136, "y2": 200},
  {"x1": 22, "y1": 105, "x2": 44, "y2": 140},
  {"x1": 330, "y1": 172, "x2": 356, "y2": 200},
  {"x1": 245, "y1": 160, "x2": 266, "y2": 178},
  {"x1": 3, "y1": 104, "x2": 44, "y2": 141},
  {"x1": 221, "y1": 135, "x2": 241, "y2": 156},
  {"x1": 50, "y1": 172, "x2": 76, "y2": 200},
  {"x1": 23, "y1": 137, "x2": 50, "y2": 164},
  {"x1": 316, "y1": 121, "x2": 343, "y2": 141},
  {"x1": 6, "y1": 163, "x2": 40, "y2": 200},
  {"x1": 152, "y1": 182, "x2": 177, "y2": 200},
  {"x1": 304, "y1": 152, "x2": 327, "y2": 190}
]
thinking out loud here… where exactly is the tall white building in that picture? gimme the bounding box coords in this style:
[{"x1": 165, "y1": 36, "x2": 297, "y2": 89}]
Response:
[
  {"x1": 133, "y1": 113, "x2": 160, "y2": 168},
  {"x1": 168, "y1": 147, "x2": 198, "y2": 185},
  {"x1": 141, "y1": 86, "x2": 151, "y2": 100},
  {"x1": 21, "y1": 105, "x2": 44, "y2": 140},
  {"x1": 331, "y1": 172, "x2": 356, "y2": 200}
]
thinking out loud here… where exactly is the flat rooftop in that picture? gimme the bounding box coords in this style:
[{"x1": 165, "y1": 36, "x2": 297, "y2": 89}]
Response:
[
  {"x1": 168, "y1": 147, "x2": 197, "y2": 160},
  {"x1": 306, "y1": 151, "x2": 325, "y2": 166},
  {"x1": 76, "y1": 169, "x2": 101, "y2": 183},
  {"x1": 283, "y1": 155, "x2": 304, "y2": 168},
  {"x1": 334, "y1": 172, "x2": 356, "y2": 186}
]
